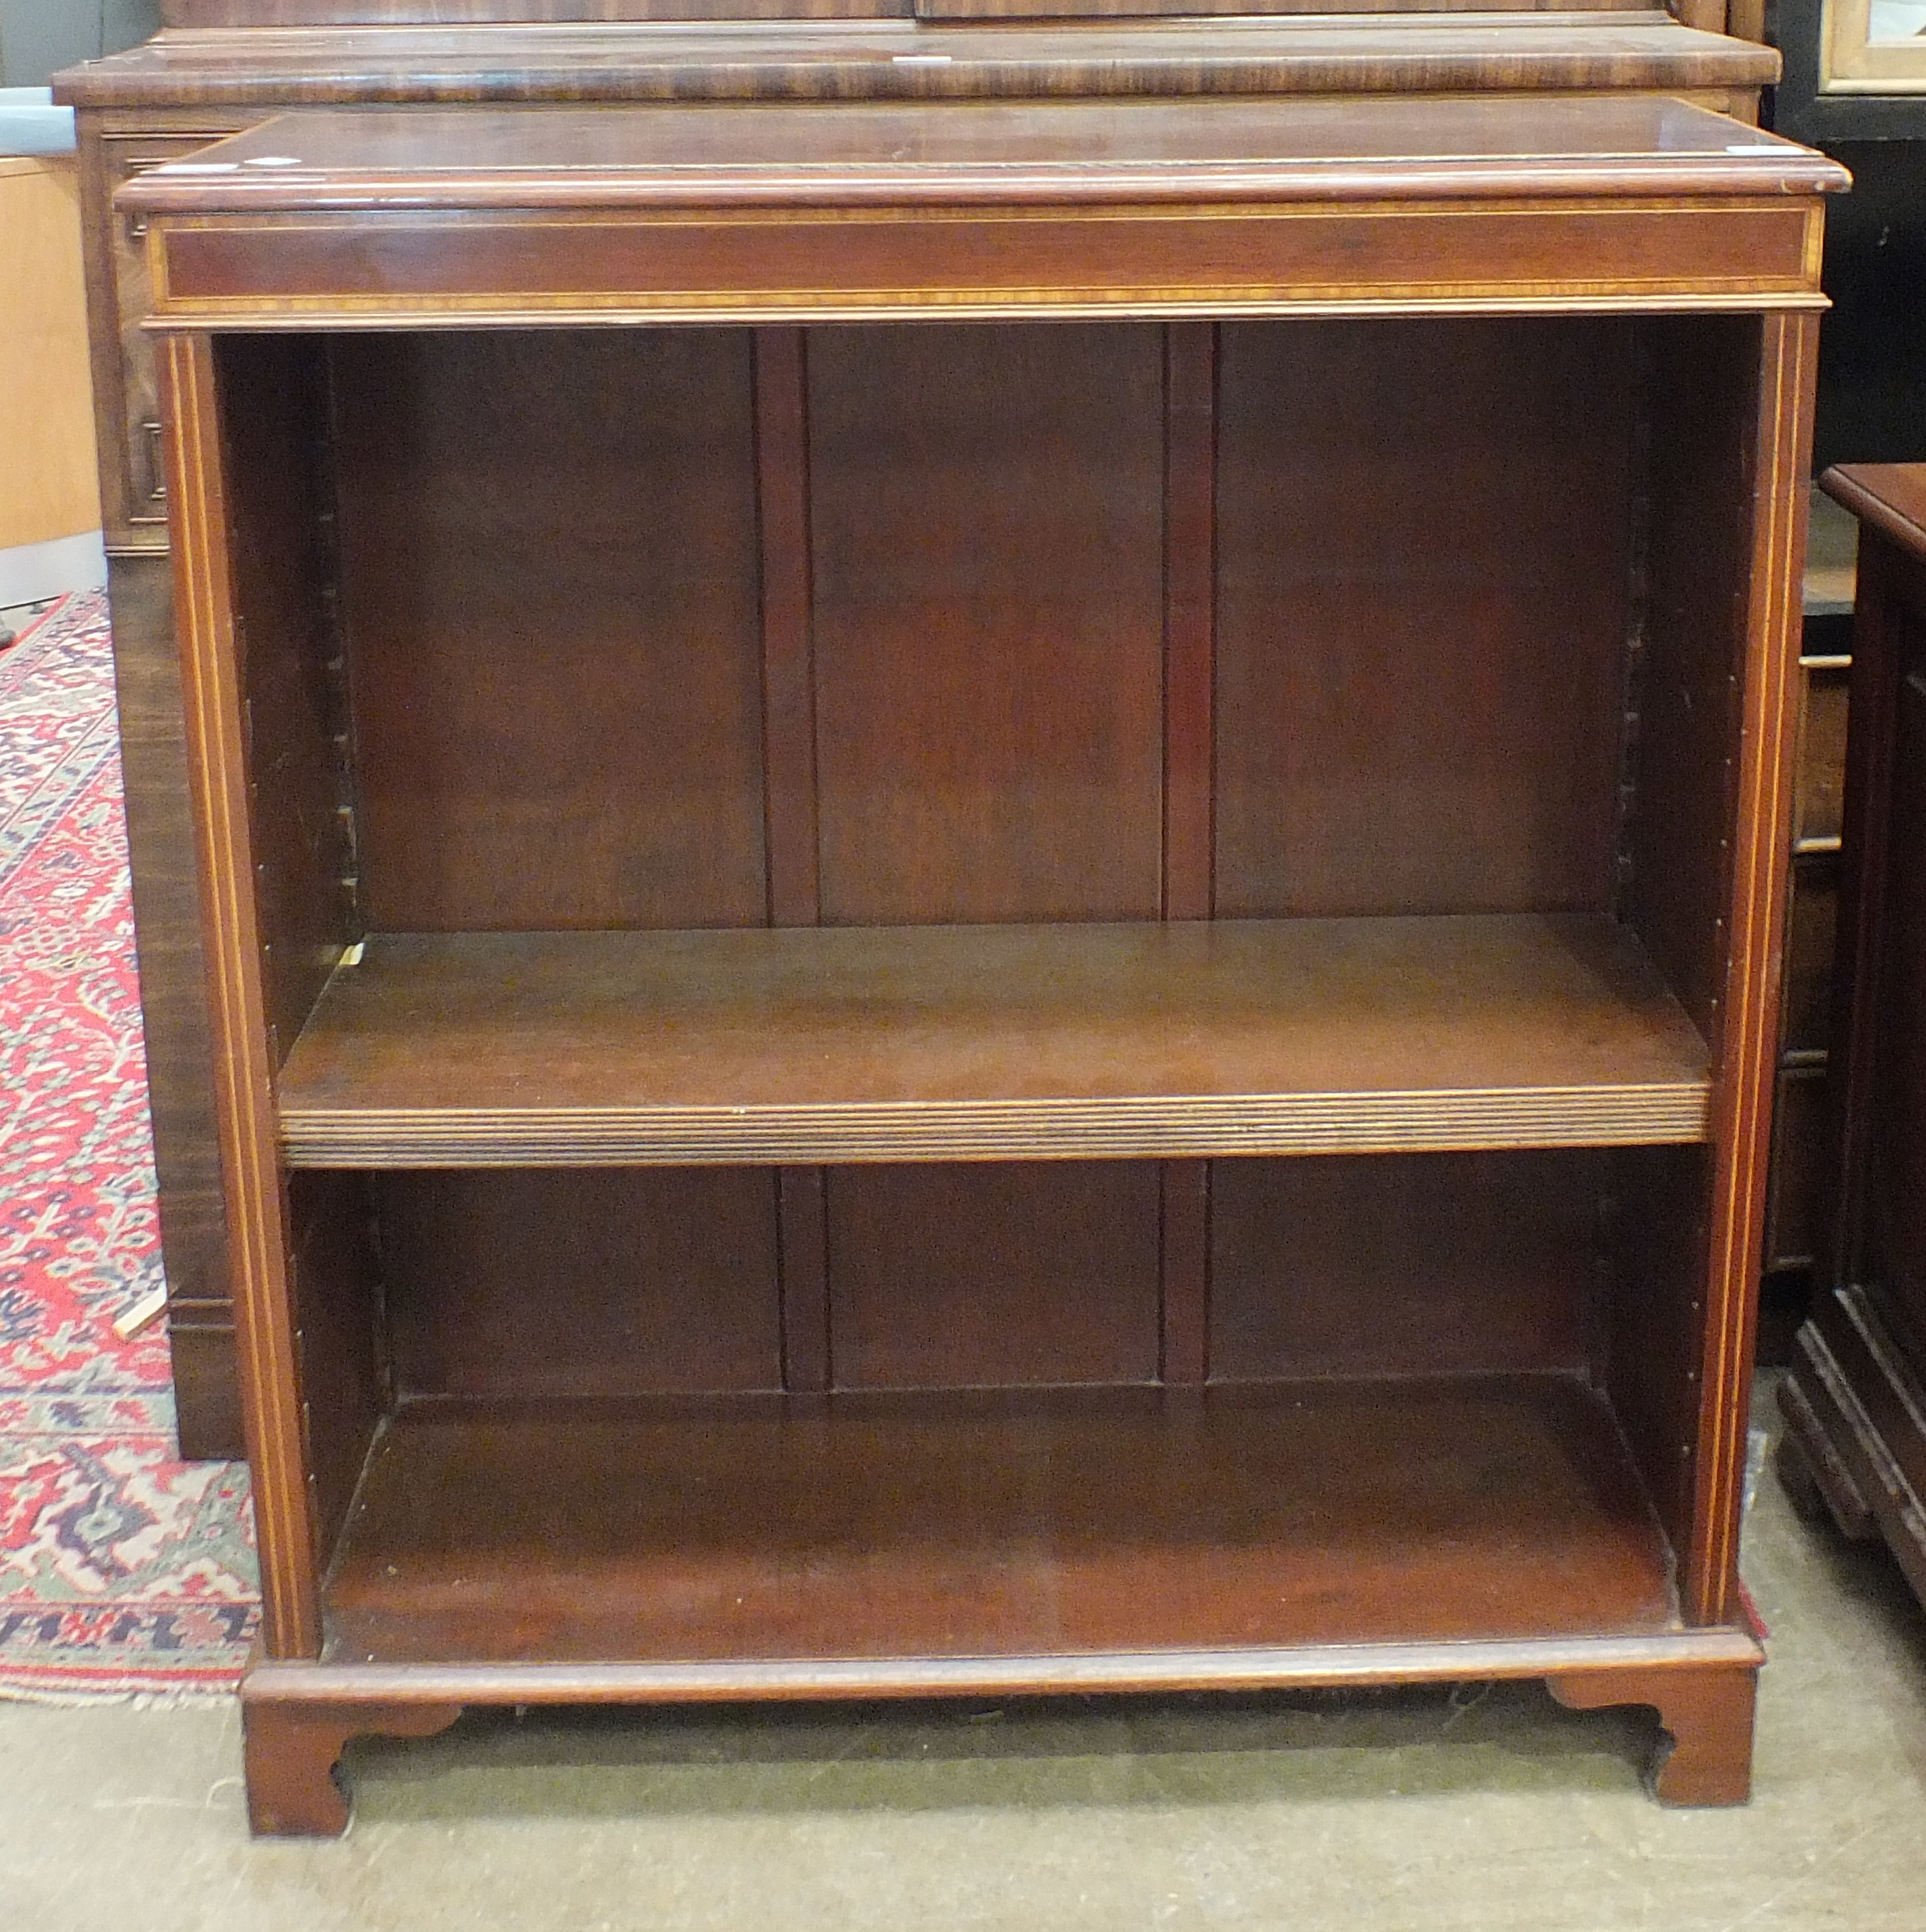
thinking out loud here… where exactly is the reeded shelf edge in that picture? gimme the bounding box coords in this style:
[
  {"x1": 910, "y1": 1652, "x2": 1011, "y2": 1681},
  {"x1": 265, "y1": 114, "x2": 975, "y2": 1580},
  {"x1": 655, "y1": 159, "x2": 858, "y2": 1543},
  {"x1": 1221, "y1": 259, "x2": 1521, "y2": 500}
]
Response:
[
  {"x1": 279, "y1": 1084, "x2": 1710, "y2": 1167},
  {"x1": 273, "y1": 913, "x2": 1712, "y2": 1167}
]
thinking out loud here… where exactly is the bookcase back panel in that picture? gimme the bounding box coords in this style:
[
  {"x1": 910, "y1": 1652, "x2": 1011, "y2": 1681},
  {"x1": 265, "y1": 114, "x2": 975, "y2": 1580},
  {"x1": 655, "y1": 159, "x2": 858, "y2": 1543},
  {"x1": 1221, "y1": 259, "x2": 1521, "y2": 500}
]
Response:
[
  {"x1": 809, "y1": 324, "x2": 1168, "y2": 927},
  {"x1": 338, "y1": 1148, "x2": 1715, "y2": 1404},
  {"x1": 375, "y1": 1169, "x2": 784, "y2": 1398},
  {"x1": 331, "y1": 329, "x2": 768, "y2": 933},
  {"x1": 1208, "y1": 1150, "x2": 1604, "y2": 1384},
  {"x1": 824, "y1": 1162, "x2": 1163, "y2": 1389},
  {"x1": 1213, "y1": 317, "x2": 1637, "y2": 921}
]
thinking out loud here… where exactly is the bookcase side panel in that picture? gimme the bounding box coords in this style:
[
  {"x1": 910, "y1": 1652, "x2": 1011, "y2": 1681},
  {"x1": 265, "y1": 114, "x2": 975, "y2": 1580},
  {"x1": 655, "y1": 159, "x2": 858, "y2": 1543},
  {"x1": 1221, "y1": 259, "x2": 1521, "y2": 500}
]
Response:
[
  {"x1": 160, "y1": 330, "x2": 322, "y2": 1654},
  {"x1": 1689, "y1": 310, "x2": 1820, "y2": 1623},
  {"x1": 216, "y1": 333, "x2": 356, "y2": 1064},
  {"x1": 286, "y1": 1171, "x2": 386, "y2": 1569}
]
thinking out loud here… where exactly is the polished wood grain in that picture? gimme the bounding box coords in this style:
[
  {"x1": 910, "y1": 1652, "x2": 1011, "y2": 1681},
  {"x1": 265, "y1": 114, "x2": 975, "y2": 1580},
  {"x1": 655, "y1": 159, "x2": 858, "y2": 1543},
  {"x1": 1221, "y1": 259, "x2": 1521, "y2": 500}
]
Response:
[
  {"x1": 753, "y1": 327, "x2": 821, "y2": 929},
  {"x1": 122, "y1": 102, "x2": 1838, "y2": 335},
  {"x1": 78, "y1": 125, "x2": 249, "y2": 1459},
  {"x1": 135, "y1": 88, "x2": 1833, "y2": 1826},
  {"x1": 239, "y1": 1624, "x2": 1763, "y2": 1830},
  {"x1": 1163, "y1": 320, "x2": 1216, "y2": 922},
  {"x1": 79, "y1": 123, "x2": 249, "y2": 550},
  {"x1": 169, "y1": 0, "x2": 908, "y2": 21},
  {"x1": 1549, "y1": 1661, "x2": 1756, "y2": 1804},
  {"x1": 251, "y1": 1626, "x2": 1767, "y2": 1704},
  {"x1": 328, "y1": 329, "x2": 768, "y2": 932},
  {"x1": 1683, "y1": 310, "x2": 1819, "y2": 1627},
  {"x1": 1778, "y1": 463, "x2": 1926, "y2": 1619},
  {"x1": 285, "y1": 1172, "x2": 384, "y2": 1568},
  {"x1": 1158, "y1": 1159, "x2": 1210, "y2": 1387},
  {"x1": 809, "y1": 323, "x2": 1163, "y2": 925},
  {"x1": 271, "y1": 916, "x2": 1713, "y2": 1167},
  {"x1": 1633, "y1": 314, "x2": 1762, "y2": 1047},
  {"x1": 1822, "y1": 463, "x2": 1926, "y2": 561},
  {"x1": 918, "y1": 0, "x2": 1652, "y2": 15},
  {"x1": 138, "y1": 203, "x2": 1826, "y2": 328},
  {"x1": 158, "y1": 0, "x2": 1656, "y2": 18},
  {"x1": 778, "y1": 1166, "x2": 831, "y2": 1393},
  {"x1": 64, "y1": 18, "x2": 1777, "y2": 113},
  {"x1": 118, "y1": 97, "x2": 1835, "y2": 211},
  {"x1": 56, "y1": 0, "x2": 1782, "y2": 1471},
  {"x1": 1208, "y1": 1150, "x2": 1602, "y2": 1382},
  {"x1": 242, "y1": 1699, "x2": 461, "y2": 1838},
  {"x1": 825, "y1": 1164, "x2": 1161, "y2": 1389},
  {"x1": 1215, "y1": 315, "x2": 1633, "y2": 918},
  {"x1": 215, "y1": 334, "x2": 353, "y2": 1068},
  {"x1": 1606, "y1": 1144, "x2": 1709, "y2": 1560},
  {"x1": 321, "y1": 1377, "x2": 1676, "y2": 1666},
  {"x1": 374, "y1": 1170, "x2": 783, "y2": 1400},
  {"x1": 160, "y1": 332, "x2": 320, "y2": 1654},
  {"x1": 99, "y1": 552, "x2": 241, "y2": 1459}
]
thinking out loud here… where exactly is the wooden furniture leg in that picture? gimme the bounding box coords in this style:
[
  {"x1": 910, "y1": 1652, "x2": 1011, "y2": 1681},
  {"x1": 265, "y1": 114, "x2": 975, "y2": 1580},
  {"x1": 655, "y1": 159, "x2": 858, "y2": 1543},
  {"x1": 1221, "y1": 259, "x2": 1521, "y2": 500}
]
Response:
[
  {"x1": 242, "y1": 1699, "x2": 463, "y2": 1836},
  {"x1": 1548, "y1": 1665, "x2": 1758, "y2": 1805}
]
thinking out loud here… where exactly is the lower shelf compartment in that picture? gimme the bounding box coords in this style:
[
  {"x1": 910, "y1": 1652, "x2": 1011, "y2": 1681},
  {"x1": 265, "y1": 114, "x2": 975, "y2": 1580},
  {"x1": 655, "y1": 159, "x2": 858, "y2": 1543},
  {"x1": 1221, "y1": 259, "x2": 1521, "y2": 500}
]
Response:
[{"x1": 323, "y1": 1374, "x2": 1677, "y2": 1669}]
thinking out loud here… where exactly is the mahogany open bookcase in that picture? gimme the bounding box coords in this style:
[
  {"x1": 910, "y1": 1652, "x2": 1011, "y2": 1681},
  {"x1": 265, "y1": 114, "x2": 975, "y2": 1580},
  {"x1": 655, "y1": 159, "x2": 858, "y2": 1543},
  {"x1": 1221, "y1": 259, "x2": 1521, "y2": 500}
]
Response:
[{"x1": 121, "y1": 93, "x2": 1846, "y2": 1834}]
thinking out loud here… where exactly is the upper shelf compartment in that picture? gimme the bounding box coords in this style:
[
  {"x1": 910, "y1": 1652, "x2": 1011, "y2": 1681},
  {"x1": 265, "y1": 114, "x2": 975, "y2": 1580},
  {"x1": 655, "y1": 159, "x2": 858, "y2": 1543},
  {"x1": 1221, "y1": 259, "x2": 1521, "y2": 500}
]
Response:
[
  {"x1": 117, "y1": 97, "x2": 1846, "y2": 330},
  {"x1": 275, "y1": 913, "x2": 1710, "y2": 1167}
]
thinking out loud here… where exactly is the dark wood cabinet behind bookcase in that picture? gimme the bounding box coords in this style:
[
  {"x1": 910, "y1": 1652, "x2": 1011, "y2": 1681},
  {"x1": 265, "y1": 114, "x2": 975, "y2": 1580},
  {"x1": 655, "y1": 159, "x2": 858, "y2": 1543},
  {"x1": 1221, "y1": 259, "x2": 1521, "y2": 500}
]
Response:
[
  {"x1": 115, "y1": 96, "x2": 1841, "y2": 1830},
  {"x1": 55, "y1": 0, "x2": 1783, "y2": 1461},
  {"x1": 1780, "y1": 466, "x2": 1926, "y2": 1617}
]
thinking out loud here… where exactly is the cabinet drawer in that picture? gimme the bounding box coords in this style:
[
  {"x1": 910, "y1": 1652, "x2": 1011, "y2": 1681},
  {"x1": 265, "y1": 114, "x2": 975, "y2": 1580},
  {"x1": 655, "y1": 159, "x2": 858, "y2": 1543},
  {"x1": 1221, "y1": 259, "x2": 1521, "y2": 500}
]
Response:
[
  {"x1": 1793, "y1": 657, "x2": 1850, "y2": 851},
  {"x1": 1780, "y1": 853, "x2": 1840, "y2": 1054},
  {"x1": 1764, "y1": 1063, "x2": 1830, "y2": 1272}
]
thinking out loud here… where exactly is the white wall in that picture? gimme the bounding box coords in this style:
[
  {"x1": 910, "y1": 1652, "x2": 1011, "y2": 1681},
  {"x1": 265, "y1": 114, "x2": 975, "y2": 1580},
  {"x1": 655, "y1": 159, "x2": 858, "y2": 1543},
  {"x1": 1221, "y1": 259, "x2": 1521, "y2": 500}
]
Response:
[{"x1": 0, "y1": 1, "x2": 162, "y2": 88}]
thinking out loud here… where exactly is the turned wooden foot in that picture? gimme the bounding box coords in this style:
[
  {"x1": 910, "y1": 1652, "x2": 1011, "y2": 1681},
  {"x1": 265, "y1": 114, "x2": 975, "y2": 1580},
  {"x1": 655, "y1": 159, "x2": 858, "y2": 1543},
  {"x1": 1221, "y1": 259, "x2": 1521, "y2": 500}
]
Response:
[
  {"x1": 242, "y1": 1698, "x2": 463, "y2": 1836},
  {"x1": 1548, "y1": 1664, "x2": 1757, "y2": 1806}
]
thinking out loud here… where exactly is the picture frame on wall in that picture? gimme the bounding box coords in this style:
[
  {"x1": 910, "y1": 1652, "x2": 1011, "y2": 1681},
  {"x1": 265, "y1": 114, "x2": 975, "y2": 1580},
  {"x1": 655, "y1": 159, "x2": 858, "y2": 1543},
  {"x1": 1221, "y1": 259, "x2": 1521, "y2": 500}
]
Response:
[{"x1": 1774, "y1": 0, "x2": 1926, "y2": 136}]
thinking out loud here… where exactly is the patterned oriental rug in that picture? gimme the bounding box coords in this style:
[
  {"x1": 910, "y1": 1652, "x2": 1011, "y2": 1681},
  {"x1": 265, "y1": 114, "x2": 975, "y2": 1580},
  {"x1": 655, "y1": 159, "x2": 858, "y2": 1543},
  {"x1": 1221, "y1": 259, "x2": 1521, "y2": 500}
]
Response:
[{"x1": 0, "y1": 593, "x2": 258, "y2": 1695}]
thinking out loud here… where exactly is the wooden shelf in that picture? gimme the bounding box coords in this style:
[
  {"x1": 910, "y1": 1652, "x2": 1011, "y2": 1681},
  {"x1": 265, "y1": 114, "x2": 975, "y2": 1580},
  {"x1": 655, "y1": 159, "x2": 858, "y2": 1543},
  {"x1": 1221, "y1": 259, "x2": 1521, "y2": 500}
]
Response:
[
  {"x1": 323, "y1": 1375, "x2": 1677, "y2": 1672},
  {"x1": 274, "y1": 913, "x2": 1711, "y2": 1166}
]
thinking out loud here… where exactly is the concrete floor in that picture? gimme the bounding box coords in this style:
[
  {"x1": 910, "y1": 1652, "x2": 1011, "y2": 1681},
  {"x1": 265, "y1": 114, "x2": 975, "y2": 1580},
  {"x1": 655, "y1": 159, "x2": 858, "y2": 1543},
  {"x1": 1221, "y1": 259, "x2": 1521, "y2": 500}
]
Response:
[{"x1": 3, "y1": 1385, "x2": 1924, "y2": 1931}]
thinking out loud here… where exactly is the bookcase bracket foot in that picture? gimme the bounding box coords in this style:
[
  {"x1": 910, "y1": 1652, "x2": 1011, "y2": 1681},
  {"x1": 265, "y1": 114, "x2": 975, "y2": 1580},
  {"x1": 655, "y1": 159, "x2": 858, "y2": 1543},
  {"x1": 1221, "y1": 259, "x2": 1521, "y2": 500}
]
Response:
[
  {"x1": 242, "y1": 1696, "x2": 463, "y2": 1837},
  {"x1": 1549, "y1": 1663, "x2": 1758, "y2": 1806}
]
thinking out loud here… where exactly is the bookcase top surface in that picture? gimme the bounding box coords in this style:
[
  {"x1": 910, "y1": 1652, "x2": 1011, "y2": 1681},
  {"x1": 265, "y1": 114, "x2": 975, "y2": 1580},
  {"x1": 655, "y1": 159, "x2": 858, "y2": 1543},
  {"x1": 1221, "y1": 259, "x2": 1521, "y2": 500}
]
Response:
[
  {"x1": 57, "y1": 13, "x2": 1776, "y2": 107},
  {"x1": 118, "y1": 92, "x2": 1844, "y2": 209}
]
